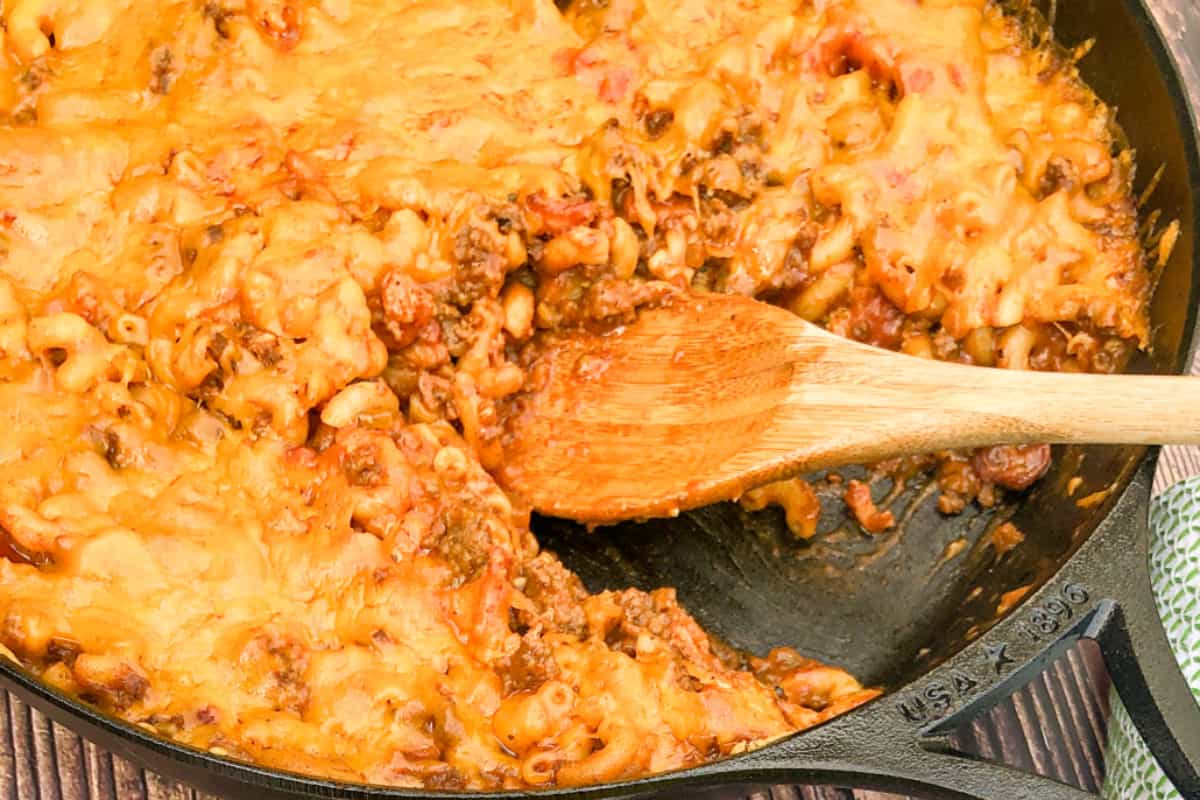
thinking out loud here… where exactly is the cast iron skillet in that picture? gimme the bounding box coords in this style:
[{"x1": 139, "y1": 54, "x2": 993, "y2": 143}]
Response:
[{"x1": 1, "y1": 0, "x2": 1199, "y2": 798}]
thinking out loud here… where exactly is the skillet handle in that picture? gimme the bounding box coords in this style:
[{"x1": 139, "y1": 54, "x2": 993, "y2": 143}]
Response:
[
  {"x1": 690, "y1": 457, "x2": 1200, "y2": 800},
  {"x1": 1088, "y1": 527, "x2": 1200, "y2": 793}
]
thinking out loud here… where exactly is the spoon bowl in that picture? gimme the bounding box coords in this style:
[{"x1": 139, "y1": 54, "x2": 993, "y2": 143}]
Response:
[{"x1": 500, "y1": 292, "x2": 1200, "y2": 523}]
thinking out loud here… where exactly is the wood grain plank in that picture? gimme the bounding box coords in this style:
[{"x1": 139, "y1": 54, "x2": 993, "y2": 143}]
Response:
[
  {"x1": 9, "y1": 693, "x2": 40, "y2": 800},
  {"x1": 791, "y1": 788, "x2": 857, "y2": 800},
  {"x1": 1024, "y1": 672, "x2": 1078, "y2": 785},
  {"x1": 1076, "y1": 641, "x2": 1113, "y2": 723},
  {"x1": 50, "y1": 724, "x2": 88, "y2": 800},
  {"x1": 143, "y1": 771, "x2": 195, "y2": 800},
  {"x1": 1041, "y1": 658, "x2": 1100, "y2": 790},
  {"x1": 964, "y1": 716, "x2": 1003, "y2": 765},
  {"x1": 30, "y1": 711, "x2": 61, "y2": 800},
  {"x1": 1154, "y1": 350, "x2": 1200, "y2": 492},
  {"x1": 81, "y1": 741, "x2": 115, "y2": 800},
  {"x1": 1064, "y1": 647, "x2": 1110, "y2": 787},
  {"x1": 110, "y1": 754, "x2": 148, "y2": 800},
  {"x1": 987, "y1": 698, "x2": 1039, "y2": 777},
  {"x1": 0, "y1": 692, "x2": 16, "y2": 800},
  {"x1": 1157, "y1": 442, "x2": 1200, "y2": 491}
]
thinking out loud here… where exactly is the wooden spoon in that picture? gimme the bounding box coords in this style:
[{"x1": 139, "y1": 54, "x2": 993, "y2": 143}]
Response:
[{"x1": 498, "y1": 292, "x2": 1200, "y2": 523}]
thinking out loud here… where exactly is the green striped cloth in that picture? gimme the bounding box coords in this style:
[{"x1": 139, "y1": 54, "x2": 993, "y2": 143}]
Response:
[{"x1": 1104, "y1": 476, "x2": 1200, "y2": 799}]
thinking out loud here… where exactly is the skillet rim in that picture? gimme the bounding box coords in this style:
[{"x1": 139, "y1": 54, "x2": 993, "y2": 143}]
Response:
[{"x1": 0, "y1": 0, "x2": 1197, "y2": 794}]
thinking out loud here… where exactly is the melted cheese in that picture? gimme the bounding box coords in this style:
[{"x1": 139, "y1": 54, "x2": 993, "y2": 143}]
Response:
[{"x1": 0, "y1": 0, "x2": 1145, "y2": 789}]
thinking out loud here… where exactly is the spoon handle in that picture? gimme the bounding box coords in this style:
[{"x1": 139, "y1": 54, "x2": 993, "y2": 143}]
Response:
[
  {"x1": 786, "y1": 344, "x2": 1200, "y2": 453},
  {"x1": 953, "y1": 368, "x2": 1200, "y2": 445}
]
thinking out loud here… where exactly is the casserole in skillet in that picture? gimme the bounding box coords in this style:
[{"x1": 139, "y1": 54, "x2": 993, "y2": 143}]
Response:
[{"x1": 0, "y1": 0, "x2": 1191, "y2": 794}]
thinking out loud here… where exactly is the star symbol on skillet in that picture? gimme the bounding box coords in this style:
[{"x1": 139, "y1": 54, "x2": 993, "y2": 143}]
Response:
[{"x1": 984, "y1": 643, "x2": 1014, "y2": 674}]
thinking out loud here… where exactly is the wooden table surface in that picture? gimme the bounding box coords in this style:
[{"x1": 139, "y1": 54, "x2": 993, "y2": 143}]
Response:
[{"x1": 0, "y1": 346, "x2": 1195, "y2": 800}]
